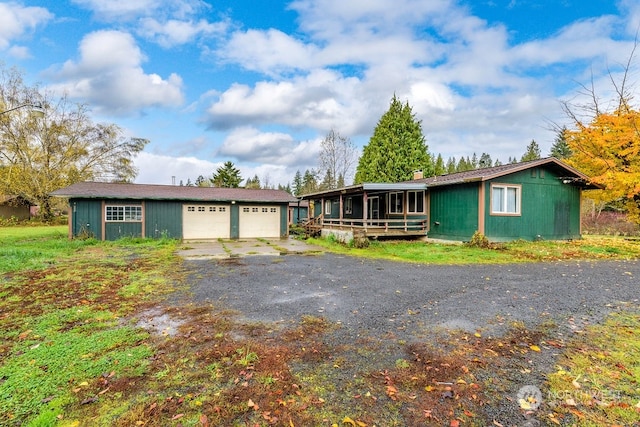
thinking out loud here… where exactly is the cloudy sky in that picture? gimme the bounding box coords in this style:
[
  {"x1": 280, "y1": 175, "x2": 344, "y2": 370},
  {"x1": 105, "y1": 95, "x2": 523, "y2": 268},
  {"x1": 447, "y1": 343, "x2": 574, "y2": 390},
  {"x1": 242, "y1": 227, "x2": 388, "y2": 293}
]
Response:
[{"x1": 2, "y1": 0, "x2": 639, "y2": 186}]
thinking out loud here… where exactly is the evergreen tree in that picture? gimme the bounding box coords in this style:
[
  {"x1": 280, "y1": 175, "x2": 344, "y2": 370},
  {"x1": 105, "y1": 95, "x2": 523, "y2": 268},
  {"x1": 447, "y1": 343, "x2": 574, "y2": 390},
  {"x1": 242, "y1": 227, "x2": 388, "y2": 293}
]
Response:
[
  {"x1": 549, "y1": 126, "x2": 572, "y2": 159},
  {"x1": 245, "y1": 174, "x2": 261, "y2": 189},
  {"x1": 336, "y1": 173, "x2": 345, "y2": 188},
  {"x1": 292, "y1": 170, "x2": 303, "y2": 196},
  {"x1": 446, "y1": 157, "x2": 456, "y2": 174},
  {"x1": 478, "y1": 152, "x2": 492, "y2": 168},
  {"x1": 301, "y1": 169, "x2": 319, "y2": 195},
  {"x1": 470, "y1": 153, "x2": 479, "y2": 169},
  {"x1": 211, "y1": 161, "x2": 242, "y2": 188},
  {"x1": 195, "y1": 175, "x2": 209, "y2": 187},
  {"x1": 521, "y1": 140, "x2": 542, "y2": 162},
  {"x1": 319, "y1": 169, "x2": 334, "y2": 190},
  {"x1": 493, "y1": 159, "x2": 503, "y2": 167},
  {"x1": 433, "y1": 153, "x2": 446, "y2": 175},
  {"x1": 354, "y1": 95, "x2": 433, "y2": 183}
]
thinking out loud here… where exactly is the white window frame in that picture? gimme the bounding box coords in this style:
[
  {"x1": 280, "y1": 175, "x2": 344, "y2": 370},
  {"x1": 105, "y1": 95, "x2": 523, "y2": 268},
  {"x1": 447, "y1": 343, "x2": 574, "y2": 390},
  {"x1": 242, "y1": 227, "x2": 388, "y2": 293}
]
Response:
[
  {"x1": 324, "y1": 200, "x2": 332, "y2": 215},
  {"x1": 491, "y1": 184, "x2": 521, "y2": 216},
  {"x1": 407, "y1": 191, "x2": 425, "y2": 214},
  {"x1": 105, "y1": 205, "x2": 142, "y2": 222},
  {"x1": 389, "y1": 192, "x2": 404, "y2": 214},
  {"x1": 345, "y1": 197, "x2": 353, "y2": 214}
]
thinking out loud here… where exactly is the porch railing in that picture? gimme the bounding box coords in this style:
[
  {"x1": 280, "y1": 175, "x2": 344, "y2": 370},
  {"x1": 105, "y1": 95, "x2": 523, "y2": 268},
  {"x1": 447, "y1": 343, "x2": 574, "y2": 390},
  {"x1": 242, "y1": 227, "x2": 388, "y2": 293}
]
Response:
[{"x1": 320, "y1": 217, "x2": 427, "y2": 233}]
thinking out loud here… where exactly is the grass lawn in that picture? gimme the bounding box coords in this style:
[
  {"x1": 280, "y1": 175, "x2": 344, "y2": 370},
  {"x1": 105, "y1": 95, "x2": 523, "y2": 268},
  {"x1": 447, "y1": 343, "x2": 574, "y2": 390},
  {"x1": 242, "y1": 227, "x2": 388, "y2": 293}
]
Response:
[
  {"x1": 307, "y1": 234, "x2": 640, "y2": 263},
  {"x1": 1, "y1": 226, "x2": 638, "y2": 426}
]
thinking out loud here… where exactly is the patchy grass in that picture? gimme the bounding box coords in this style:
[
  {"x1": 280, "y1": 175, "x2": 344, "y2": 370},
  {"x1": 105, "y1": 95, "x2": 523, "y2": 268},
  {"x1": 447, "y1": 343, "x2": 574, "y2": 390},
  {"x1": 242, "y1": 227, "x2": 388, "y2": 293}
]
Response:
[
  {"x1": 2, "y1": 227, "x2": 639, "y2": 426},
  {"x1": 0, "y1": 227, "x2": 183, "y2": 426},
  {"x1": 545, "y1": 310, "x2": 640, "y2": 426},
  {"x1": 0, "y1": 225, "x2": 97, "y2": 274},
  {"x1": 307, "y1": 235, "x2": 640, "y2": 264}
]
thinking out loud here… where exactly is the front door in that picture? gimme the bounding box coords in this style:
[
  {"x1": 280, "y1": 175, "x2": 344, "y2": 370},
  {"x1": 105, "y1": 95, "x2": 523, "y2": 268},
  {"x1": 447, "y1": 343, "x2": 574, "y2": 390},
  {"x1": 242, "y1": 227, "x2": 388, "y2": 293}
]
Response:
[{"x1": 368, "y1": 196, "x2": 379, "y2": 225}]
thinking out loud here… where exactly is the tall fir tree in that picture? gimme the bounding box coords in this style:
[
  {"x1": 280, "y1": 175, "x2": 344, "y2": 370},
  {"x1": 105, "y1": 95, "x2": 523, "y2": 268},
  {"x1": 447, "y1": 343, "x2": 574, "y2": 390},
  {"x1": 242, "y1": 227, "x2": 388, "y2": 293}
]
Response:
[
  {"x1": 433, "y1": 153, "x2": 446, "y2": 175},
  {"x1": 521, "y1": 140, "x2": 542, "y2": 162},
  {"x1": 211, "y1": 161, "x2": 242, "y2": 188},
  {"x1": 354, "y1": 95, "x2": 433, "y2": 183},
  {"x1": 549, "y1": 126, "x2": 572, "y2": 159},
  {"x1": 292, "y1": 170, "x2": 303, "y2": 196}
]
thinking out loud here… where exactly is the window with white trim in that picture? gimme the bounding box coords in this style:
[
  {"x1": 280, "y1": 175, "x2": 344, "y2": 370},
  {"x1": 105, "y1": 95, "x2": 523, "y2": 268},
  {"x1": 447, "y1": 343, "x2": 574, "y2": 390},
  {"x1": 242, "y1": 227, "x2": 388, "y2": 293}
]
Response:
[
  {"x1": 389, "y1": 192, "x2": 404, "y2": 214},
  {"x1": 219, "y1": 207, "x2": 226, "y2": 212},
  {"x1": 324, "y1": 200, "x2": 332, "y2": 215},
  {"x1": 491, "y1": 184, "x2": 521, "y2": 215},
  {"x1": 105, "y1": 205, "x2": 142, "y2": 222},
  {"x1": 345, "y1": 197, "x2": 353, "y2": 214},
  {"x1": 243, "y1": 207, "x2": 250, "y2": 212},
  {"x1": 270, "y1": 207, "x2": 277, "y2": 213},
  {"x1": 407, "y1": 191, "x2": 424, "y2": 213}
]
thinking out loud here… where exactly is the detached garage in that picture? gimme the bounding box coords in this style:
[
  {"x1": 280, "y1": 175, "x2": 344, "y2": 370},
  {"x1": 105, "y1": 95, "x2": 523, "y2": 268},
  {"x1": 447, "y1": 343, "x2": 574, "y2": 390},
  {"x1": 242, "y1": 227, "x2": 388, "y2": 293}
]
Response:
[{"x1": 51, "y1": 182, "x2": 297, "y2": 241}]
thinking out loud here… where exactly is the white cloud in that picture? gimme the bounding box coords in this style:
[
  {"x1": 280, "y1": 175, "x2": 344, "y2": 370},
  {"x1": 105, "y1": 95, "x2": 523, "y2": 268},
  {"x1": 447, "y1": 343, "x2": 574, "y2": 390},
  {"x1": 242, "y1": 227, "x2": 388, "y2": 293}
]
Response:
[
  {"x1": 134, "y1": 151, "x2": 300, "y2": 187},
  {"x1": 217, "y1": 127, "x2": 320, "y2": 167},
  {"x1": 138, "y1": 17, "x2": 227, "y2": 48},
  {"x1": 46, "y1": 30, "x2": 184, "y2": 115},
  {"x1": 134, "y1": 151, "x2": 216, "y2": 185},
  {"x1": 207, "y1": 69, "x2": 369, "y2": 133},
  {"x1": 0, "y1": 2, "x2": 52, "y2": 51}
]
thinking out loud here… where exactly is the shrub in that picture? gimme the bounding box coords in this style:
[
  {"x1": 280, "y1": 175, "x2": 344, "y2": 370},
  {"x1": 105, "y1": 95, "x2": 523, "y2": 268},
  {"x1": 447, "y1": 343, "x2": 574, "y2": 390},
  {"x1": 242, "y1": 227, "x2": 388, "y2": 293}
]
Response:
[{"x1": 467, "y1": 231, "x2": 490, "y2": 248}]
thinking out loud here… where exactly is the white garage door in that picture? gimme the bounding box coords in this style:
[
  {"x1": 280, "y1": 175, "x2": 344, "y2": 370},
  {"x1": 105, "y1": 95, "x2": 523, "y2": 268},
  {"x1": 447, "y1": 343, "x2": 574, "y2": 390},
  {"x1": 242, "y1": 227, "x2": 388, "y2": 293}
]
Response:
[
  {"x1": 183, "y1": 204, "x2": 230, "y2": 239},
  {"x1": 239, "y1": 205, "x2": 280, "y2": 238}
]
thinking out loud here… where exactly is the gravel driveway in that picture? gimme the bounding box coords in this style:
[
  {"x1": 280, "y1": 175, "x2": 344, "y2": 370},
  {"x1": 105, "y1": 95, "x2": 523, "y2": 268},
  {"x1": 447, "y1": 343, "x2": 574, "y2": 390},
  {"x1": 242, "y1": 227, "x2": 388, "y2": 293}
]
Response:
[
  {"x1": 181, "y1": 253, "x2": 639, "y2": 424},
  {"x1": 185, "y1": 254, "x2": 639, "y2": 339}
]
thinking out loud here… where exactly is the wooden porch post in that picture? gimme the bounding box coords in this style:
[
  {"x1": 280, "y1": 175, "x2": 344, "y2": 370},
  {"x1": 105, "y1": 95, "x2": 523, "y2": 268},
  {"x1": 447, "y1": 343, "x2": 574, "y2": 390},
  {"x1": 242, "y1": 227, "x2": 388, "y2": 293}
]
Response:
[{"x1": 363, "y1": 192, "x2": 368, "y2": 231}]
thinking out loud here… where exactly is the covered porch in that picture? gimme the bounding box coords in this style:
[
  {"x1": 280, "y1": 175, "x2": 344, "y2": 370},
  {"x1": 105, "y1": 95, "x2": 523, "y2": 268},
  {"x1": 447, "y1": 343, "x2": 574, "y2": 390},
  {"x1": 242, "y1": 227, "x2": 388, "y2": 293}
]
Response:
[{"x1": 301, "y1": 183, "x2": 429, "y2": 239}]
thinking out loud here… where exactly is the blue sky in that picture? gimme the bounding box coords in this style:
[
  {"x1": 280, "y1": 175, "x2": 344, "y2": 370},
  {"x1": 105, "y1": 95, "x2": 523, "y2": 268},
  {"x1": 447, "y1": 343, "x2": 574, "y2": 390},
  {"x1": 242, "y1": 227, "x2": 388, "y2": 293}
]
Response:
[{"x1": 1, "y1": 0, "x2": 638, "y2": 186}]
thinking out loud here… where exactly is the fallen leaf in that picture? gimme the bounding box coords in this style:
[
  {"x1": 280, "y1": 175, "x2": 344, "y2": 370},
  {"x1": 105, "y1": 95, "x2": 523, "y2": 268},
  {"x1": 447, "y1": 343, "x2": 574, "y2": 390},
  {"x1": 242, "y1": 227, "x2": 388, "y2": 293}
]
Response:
[
  {"x1": 493, "y1": 421, "x2": 504, "y2": 427},
  {"x1": 450, "y1": 420, "x2": 460, "y2": 427},
  {"x1": 342, "y1": 416, "x2": 356, "y2": 426},
  {"x1": 18, "y1": 330, "x2": 32, "y2": 340},
  {"x1": 171, "y1": 414, "x2": 184, "y2": 420},
  {"x1": 530, "y1": 345, "x2": 541, "y2": 352},
  {"x1": 199, "y1": 414, "x2": 209, "y2": 427}
]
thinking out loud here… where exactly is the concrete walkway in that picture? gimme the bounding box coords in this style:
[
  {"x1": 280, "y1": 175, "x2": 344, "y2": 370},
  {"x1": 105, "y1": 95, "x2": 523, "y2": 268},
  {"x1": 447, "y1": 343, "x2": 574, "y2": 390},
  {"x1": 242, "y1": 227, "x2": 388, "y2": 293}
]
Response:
[{"x1": 176, "y1": 237, "x2": 324, "y2": 260}]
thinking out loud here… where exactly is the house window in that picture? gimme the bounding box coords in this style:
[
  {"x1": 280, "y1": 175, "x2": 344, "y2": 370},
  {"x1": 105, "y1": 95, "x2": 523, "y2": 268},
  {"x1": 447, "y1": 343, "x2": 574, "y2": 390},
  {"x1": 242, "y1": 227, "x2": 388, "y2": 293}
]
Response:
[
  {"x1": 345, "y1": 197, "x2": 353, "y2": 214},
  {"x1": 407, "y1": 191, "x2": 424, "y2": 213},
  {"x1": 389, "y1": 192, "x2": 404, "y2": 214},
  {"x1": 270, "y1": 207, "x2": 277, "y2": 213},
  {"x1": 262, "y1": 207, "x2": 268, "y2": 213},
  {"x1": 324, "y1": 200, "x2": 332, "y2": 215},
  {"x1": 198, "y1": 206, "x2": 205, "y2": 212},
  {"x1": 219, "y1": 207, "x2": 226, "y2": 212},
  {"x1": 209, "y1": 207, "x2": 216, "y2": 212},
  {"x1": 252, "y1": 207, "x2": 259, "y2": 212},
  {"x1": 243, "y1": 207, "x2": 250, "y2": 212},
  {"x1": 105, "y1": 205, "x2": 142, "y2": 222},
  {"x1": 491, "y1": 184, "x2": 521, "y2": 215},
  {"x1": 187, "y1": 206, "x2": 195, "y2": 212}
]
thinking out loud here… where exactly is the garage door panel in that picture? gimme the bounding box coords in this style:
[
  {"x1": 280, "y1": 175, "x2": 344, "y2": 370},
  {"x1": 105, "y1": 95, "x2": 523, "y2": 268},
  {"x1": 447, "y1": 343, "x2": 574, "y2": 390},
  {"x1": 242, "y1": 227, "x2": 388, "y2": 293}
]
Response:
[
  {"x1": 239, "y1": 205, "x2": 280, "y2": 238},
  {"x1": 183, "y1": 204, "x2": 230, "y2": 239}
]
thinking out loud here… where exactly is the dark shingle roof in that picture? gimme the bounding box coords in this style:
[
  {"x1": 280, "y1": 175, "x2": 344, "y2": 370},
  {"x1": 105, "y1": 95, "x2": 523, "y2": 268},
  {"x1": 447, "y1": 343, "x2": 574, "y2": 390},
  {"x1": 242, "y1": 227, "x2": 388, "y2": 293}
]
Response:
[
  {"x1": 51, "y1": 182, "x2": 298, "y2": 203},
  {"x1": 410, "y1": 157, "x2": 600, "y2": 188}
]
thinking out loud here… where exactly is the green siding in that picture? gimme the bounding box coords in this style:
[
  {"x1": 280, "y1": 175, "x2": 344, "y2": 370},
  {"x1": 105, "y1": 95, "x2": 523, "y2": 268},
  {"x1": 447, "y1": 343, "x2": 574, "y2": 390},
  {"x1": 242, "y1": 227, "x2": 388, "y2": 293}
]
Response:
[
  {"x1": 484, "y1": 168, "x2": 581, "y2": 241},
  {"x1": 145, "y1": 201, "x2": 182, "y2": 239},
  {"x1": 105, "y1": 222, "x2": 142, "y2": 239},
  {"x1": 428, "y1": 183, "x2": 479, "y2": 240},
  {"x1": 70, "y1": 199, "x2": 102, "y2": 240}
]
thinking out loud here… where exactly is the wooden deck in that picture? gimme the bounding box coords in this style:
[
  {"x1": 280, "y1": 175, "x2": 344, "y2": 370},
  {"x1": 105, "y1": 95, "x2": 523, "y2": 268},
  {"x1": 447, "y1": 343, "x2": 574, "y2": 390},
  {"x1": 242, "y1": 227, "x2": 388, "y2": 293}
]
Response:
[{"x1": 302, "y1": 217, "x2": 427, "y2": 238}]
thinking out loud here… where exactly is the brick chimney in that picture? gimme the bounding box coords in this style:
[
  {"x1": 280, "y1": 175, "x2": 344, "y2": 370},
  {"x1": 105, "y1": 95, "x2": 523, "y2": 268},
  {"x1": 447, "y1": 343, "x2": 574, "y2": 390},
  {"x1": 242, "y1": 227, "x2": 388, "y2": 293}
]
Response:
[{"x1": 413, "y1": 170, "x2": 423, "y2": 180}]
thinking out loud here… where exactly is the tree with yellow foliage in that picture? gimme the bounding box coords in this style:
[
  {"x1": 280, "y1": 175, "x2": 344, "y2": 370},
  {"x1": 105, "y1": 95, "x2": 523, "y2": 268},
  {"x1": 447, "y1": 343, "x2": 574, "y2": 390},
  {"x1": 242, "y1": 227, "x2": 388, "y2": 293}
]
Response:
[{"x1": 562, "y1": 43, "x2": 640, "y2": 224}]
